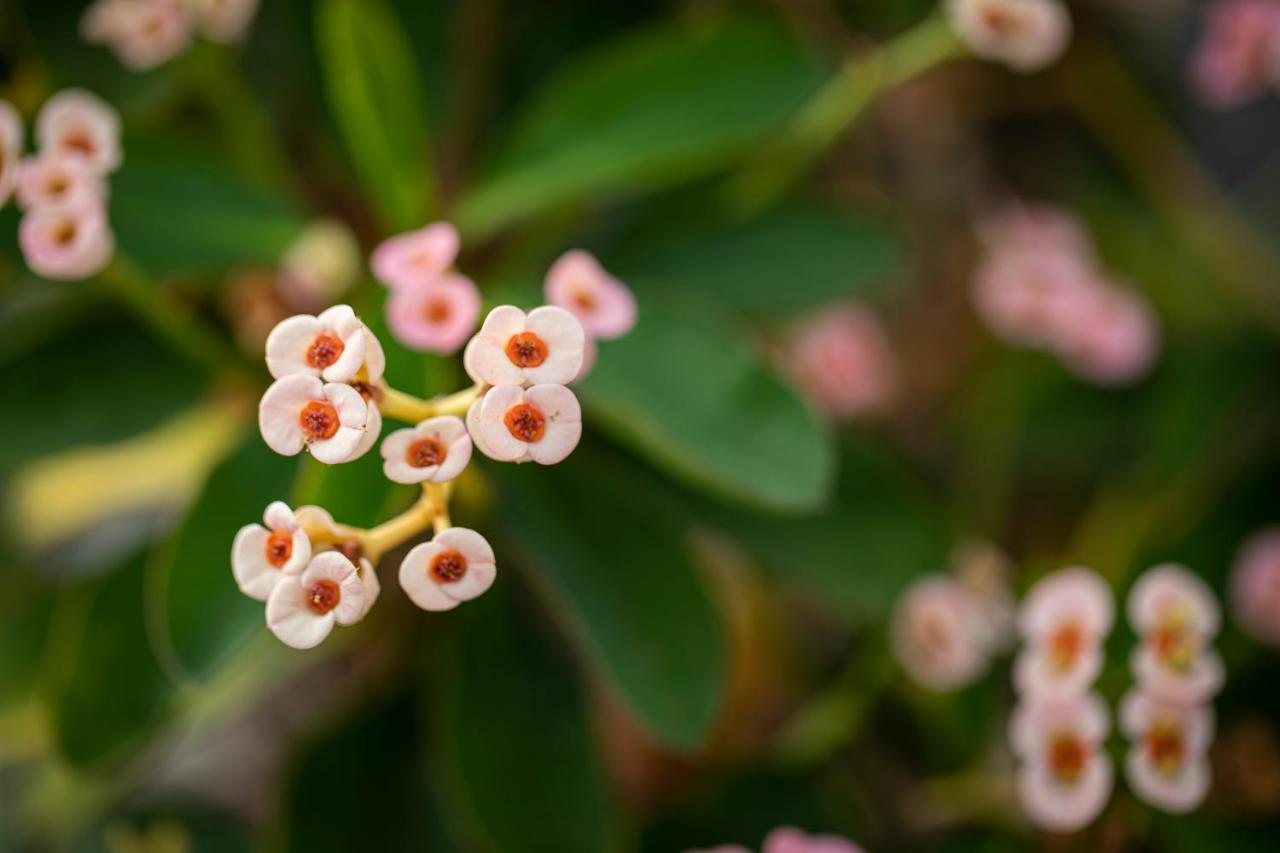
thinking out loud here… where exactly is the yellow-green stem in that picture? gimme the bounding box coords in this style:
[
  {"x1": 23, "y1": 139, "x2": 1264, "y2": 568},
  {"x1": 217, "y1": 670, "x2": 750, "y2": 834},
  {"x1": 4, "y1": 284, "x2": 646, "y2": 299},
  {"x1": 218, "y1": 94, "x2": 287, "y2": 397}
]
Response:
[{"x1": 378, "y1": 382, "x2": 483, "y2": 423}]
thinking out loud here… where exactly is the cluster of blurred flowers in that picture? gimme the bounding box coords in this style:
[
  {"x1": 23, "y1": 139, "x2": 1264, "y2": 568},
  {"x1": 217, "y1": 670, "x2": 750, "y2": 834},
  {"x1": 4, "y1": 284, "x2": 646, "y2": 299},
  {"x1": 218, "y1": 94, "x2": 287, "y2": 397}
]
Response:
[
  {"x1": 688, "y1": 826, "x2": 863, "y2": 853},
  {"x1": 82, "y1": 0, "x2": 260, "y2": 70},
  {"x1": 1190, "y1": 0, "x2": 1280, "y2": 110},
  {"x1": 0, "y1": 90, "x2": 120, "y2": 281},
  {"x1": 972, "y1": 203, "x2": 1160, "y2": 385}
]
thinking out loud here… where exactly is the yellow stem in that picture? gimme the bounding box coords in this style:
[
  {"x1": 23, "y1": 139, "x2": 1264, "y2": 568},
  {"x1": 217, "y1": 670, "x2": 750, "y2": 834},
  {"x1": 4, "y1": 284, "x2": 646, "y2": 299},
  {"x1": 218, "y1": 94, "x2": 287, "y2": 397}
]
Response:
[
  {"x1": 377, "y1": 382, "x2": 483, "y2": 424},
  {"x1": 425, "y1": 482, "x2": 452, "y2": 532}
]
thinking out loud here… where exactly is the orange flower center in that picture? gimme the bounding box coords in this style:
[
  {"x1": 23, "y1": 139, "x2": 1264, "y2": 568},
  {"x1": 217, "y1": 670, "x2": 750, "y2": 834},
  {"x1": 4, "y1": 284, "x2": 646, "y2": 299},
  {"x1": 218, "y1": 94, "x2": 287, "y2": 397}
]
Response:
[
  {"x1": 264, "y1": 529, "x2": 293, "y2": 567},
  {"x1": 406, "y1": 436, "x2": 446, "y2": 468},
  {"x1": 980, "y1": 4, "x2": 1023, "y2": 35},
  {"x1": 431, "y1": 549, "x2": 467, "y2": 583},
  {"x1": 1047, "y1": 621, "x2": 1085, "y2": 672},
  {"x1": 52, "y1": 220, "x2": 77, "y2": 246},
  {"x1": 63, "y1": 128, "x2": 96, "y2": 157},
  {"x1": 299, "y1": 401, "x2": 340, "y2": 440},
  {"x1": 1149, "y1": 609, "x2": 1196, "y2": 671},
  {"x1": 306, "y1": 579, "x2": 341, "y2": 614},
  {"x1": 572, "y1": 288, "x2": 596, "y2": 312},
  {"x1": 505, "y1": 331, "x2": 548, "y2": 367},
  {"x1": 306, "y1": 332, "x2": 345, "y2": 369},
  {"x1": 1146, "y1": 719, "x2": 1186, "y2": 775},
  {"x1": 1046, "y1": 732, "x2": 1087, "y2": 783},
  {"x1": 47, "y1": 175, "x2": 69, "y2": 195},
  {"x1": 504, "y1": 403, "x2": 546, "y2": 443},
  {"x1": 424, "y1": 298, "x2": 451, "y2": 324}
]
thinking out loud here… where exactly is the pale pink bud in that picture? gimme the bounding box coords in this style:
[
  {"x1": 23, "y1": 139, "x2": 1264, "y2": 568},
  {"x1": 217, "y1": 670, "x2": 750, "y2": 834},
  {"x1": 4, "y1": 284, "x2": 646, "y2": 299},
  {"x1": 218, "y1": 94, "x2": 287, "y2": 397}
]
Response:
[
  {"x1": 231, "y1": 501, "x2": 311, "y2": 601},
  {"x1": 1231, "y1": 527, "x2": 1280, "y2": 648},
  {"x1": 15, "y1": 151, "x2": 105, "y2": 210},
  {"x1": 386, "y1": 273, "x2": 482, "y2": 355},
  {"x1": 189, "y1": 0, "x2": 259, "y2": 43},
  {"x1": 466, "y1": 382, "x2": 582, "y2": 465},
  {"x1": 782, "y1": 303, "x2": 895, "y2": 420},
  {"x1": 398, "y1": 527, "x2": 496, "y2": 612},
  {"x1": 544, "y1": 249, "x2": 637, "y2": 340},
  {"x1": 18, "y1": 198, "x2": 115, "y2": 280},
  {"x1": 945, "y1": 0, "x2": 1072, "y2": 73},
  {"x1": 1054, "y1": 284, "x2": 1160, "y2": 386},
  {"x1": 1010, "y1": 691, "x2": 1114, "y2": 832},
  {"x1": 761, "y1": 826, "x2": 864, "y2": 853},
  {"x1": 35, "y1": 89, "x2": 122, "y2": 175},
  {"x1": 890, "y1": 575, "x2": 992, "y2": 691},
  {"x1": 266, "y1": 551, "x2": 365, "y2": 649},
  {"x1": 0, "y1": 100, "x2": 22, "y2": 208},
  {"x1": 1015, "y1": 568, "x2": 1112, "y2": 696},
  {"x1": 464, "y1": 305, "x2": 586, "y2": 388},
  {"x1": 264, "y1": 305, "x2": 369, "y2": 383},
  {"x1": 1189, "y1": 0, "x2": 1280, "y2": 110},
  {"x1": 258, "y1": 374, "x2": 369, "y2": 464},
  {"x1": 380, "y1": 415, "x2": 472, "y2": 485},
  {"x1": 1119, "y1": 688, "x2": 1214, "y2": 813},
  {"x1": 370, "y1": 221, "x2": 460, "y2": 289},
  {"x1": 80, "y1": 0, "x2": 191, "y2": 72}
]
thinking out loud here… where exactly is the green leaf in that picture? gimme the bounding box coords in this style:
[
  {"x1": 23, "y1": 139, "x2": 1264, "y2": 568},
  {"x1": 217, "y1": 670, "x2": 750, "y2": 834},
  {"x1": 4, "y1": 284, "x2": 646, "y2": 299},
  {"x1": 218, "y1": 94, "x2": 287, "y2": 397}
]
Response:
[
  {"x1": 156, "y1": 434, "x2": 298, "y2": 679},
  {"x1": 111, "y1": 141, "x2": 303, "y2": 277},
  {"x1": 457, "y1": 18, "x2": 823, "y2": 236},
  {"x1": 0, "y1": 570, "x2": 55, "y2": 714},
  {"x1": 579, "y1": 295, "x2": 836, "y2": 512},
  {"x1": 427, "y1": 585, "x2": 614, "y2": 851},
  {"x1": 316, "y1": 0, "x2": 432, "y2": 231},
  {"x1": 44, "y1": 553, "x2": 175, "y2": 767},
  {"x1": 493, "y1": 447, "x2": 726, "y2": 749}
]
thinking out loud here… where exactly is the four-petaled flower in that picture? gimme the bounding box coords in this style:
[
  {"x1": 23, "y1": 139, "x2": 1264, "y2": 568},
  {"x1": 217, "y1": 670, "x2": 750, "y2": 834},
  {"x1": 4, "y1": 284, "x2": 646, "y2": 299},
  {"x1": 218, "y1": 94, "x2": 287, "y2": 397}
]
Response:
[
  {"x1": 467, "y1": 382, "x2": 582, "y2": 465},
  {"x1": 1014, "y1": 567, "x2": 1113, "y2": 696},
  {"x1": 371, "y1": 221, "x2": 460, "y2": 289},
  {"x1": 232, "y1": 501, "x2": 311, "y2": 601},
  {"x1": 380, "y1": 415, "x2": 473, "y2": 484},
  {"x1": 1120, "y1": 688, "x2": 1215, "y2": 813},
  {"x1": 464, "y1": 305, "x2": 585, "y2": 387},
  {"x1": 265, "y1": 304, "x2": 373, "y2": 383},
  {"x1": 259, "y1": 374, "x2": 369, "y2": 464},
  {"x1": 1009, "y1": 691, "x2": 1114, "y2": 832},
  {"x1": 399, "y1": 528, "x2": 497, "y2": 612},
  {"x1": 266, "y1": 551, "x2": 366, "y2": 649}
]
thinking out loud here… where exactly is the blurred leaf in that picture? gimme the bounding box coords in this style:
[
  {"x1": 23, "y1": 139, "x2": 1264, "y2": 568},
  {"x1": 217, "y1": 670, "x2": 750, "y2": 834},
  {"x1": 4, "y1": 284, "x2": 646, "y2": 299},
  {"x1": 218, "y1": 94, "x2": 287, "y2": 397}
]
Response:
[
  {"x1": 44, "y1": 552, "x2": 174, "y2": 767},
  {"x1": 316, "y1": 0, "x2": 432, "y2": 231},
  {"x1": 494, "y1": 447, "x2": 726, "y2": 749},
  {"x1": 0, "y1": 571, "x2": 54, "y2": 714},
  {"x1": 111, "y1": 141, "x2": 303, "y2": 277},
  {"x1": 427, "y1": 585, "x2": 613, "y2": 852},
  {"x1": 458, "y1": 18, "x2": 823, "y2": 236},
  {"x1": 291, "y1": 450, "x2": 413, "y2": 531},
  {"x1": 157, "y1": 435, "x2": 297, "y2": 679},
  {"x1": 580, "y1": 295, "x2": 836, "y2": 512}
]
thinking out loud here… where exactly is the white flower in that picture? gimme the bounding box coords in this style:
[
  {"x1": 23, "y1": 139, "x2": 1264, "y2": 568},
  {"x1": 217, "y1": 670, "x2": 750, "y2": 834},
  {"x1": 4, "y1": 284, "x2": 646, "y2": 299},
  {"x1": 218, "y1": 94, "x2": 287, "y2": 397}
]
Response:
[
  {"x1": 466, "y1": 383, "x2": 582, "y2": 465},
  {"x1": 398, "y1": 527, "x2": 496, "y2": 611},
  {"x1": 1119, "y1": 688, "x2": 1214, "y2": 814},
  {"x1": 1015, "y1": 567, "x2": 1113, "y2": 696},
  {"x1": 231, "y1": 501, "x2": 310, "y2": 601},
  {"x1": 286, "y1": 505, "x2": 379, "y2": 621},
  {"x1": 258, "y1": 374, "x2": 368, "y2": 464},
  {"x1": 380, "y1": 415, "x2": 472, "y2": 484},
  {"x1": 266, "y1": 551, "x2": 365, "y2": 649},
  {"x1": 264, "y1": 305, "x2": 370, "y2": 383},
  {"x1": 35, "y1": 89, "x2": 122, "y2": 175},
  {"x1": 1010, "y1": 691, "x2": 1114, "y2": 832},
  {"x1": 1127, "y1": 564, "x2": 1224, "y2": 704},
  {"x1": 1129, "y1": 644, "x2": 1225, "y2": 706},
  {"x1": 945, "y1": 0, "x2": 1071, "y2": 73},
  {"x1": 889, "y1": 575, "x2": 993, "y2": 691},
  {"x1": 463, "y1": 305, "x2": 585, "y2": 387},
  {"x1": 15, "y1": 151, "x2": 106, "y2": 210}
]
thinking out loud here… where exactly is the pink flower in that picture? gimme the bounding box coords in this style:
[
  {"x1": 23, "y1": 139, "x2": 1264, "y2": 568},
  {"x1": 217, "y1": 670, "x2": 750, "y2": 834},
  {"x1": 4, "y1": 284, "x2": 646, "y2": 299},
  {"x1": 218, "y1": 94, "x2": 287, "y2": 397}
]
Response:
[
  {"x1": 18, "y1": 198, "x2": 115, "y2": 281},
  {"x1": 1127, "y1": 564, "x2": 1224, "y2": 705},
  {"x1": 15, "y1": 151, "x2": 105, "y2": 210},
  {"x1": 80, "y1": 0, "x2": 191, "y2": 72},
  {"x1": 890, "y1": 575, "x2": 993, "y2": 691},
  {"x1": 467, "y1": 383, "x2": 582, "y2": 465},
  {"x1": 1010, "y1": 691, "x2": 1114, "y2": 832},
  {"x1": 464, "y1": 305, "x2": 586, "y2": 387},
  {"x1": 1231, "y1": 527, "x2": 1280, "y2": 648},
  {"x1": 1189, "y1": 0, "x2": 1280, "y2": 110},
  {"x1": 1054, "y1": 285, "x2": 1160, "y2": 386},
  {"x1": 266, "y1": 551, "x2": 366, "y2": 649},
  {"x1": 398, "y1": 527, "x2": 496, "y2": 612},
  {"x1": 782, "y1": 303, "x2": 895, "y2": 420},
  {"x1": 371, "y1": 221, "x2": 460, "y2": 289},
  {"x1": 544, "y1": 249, "x2": 637, "y2": 340},
  {"x1": 264, "y1": 305, "x2": 371, "y2": 383},
  {"x1": 0, "y1": 99, "x2": 22, "y2": 208},
  {"x1": 231, "y1": 501, "x2": 311, "y2": 601},
  {"x1": 379, "y1": 415, "x2": 472, "y2": 484},
  {"x1": 1014, "y1": 568, "x2": 1113, "y2": 697},
  {"x1": 972, "y1": 236, "x2": 1102, "y2": 350},
  {"x1": 258, "y1": 374, "x2": 369, "y2": 464},
  {"x1": 34, "y1": 89, "x2": 122, "y2": 175},
  {"x1": 945, "y1": 0, "x2": 1072, "y2": 73},
  {"x1": 190, "y1": 0, "x2": 259, "y2": 43},
  {"x1": 1120, "y1": 688, "x2": 1214, "y2": 813},
  {"x1": 761, "y1": 827, "x2": 864, "y2": 853},
  {"x1": 385, "y1": 273, "x2": 482, "y2": 354}
]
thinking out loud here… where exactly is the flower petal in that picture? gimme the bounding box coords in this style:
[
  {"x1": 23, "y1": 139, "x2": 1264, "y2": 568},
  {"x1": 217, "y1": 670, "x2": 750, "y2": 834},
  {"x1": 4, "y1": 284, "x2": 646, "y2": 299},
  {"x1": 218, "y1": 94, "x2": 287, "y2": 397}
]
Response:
[
  {"x1": 266, "y1": 576, "x2": 335, "y2": 649},
  {"x1": 398, "y1": 542, "x2": 462, "y2": 611},
  {"x1": 259, "y1": 374, "x2": 323, "y2": 456}
]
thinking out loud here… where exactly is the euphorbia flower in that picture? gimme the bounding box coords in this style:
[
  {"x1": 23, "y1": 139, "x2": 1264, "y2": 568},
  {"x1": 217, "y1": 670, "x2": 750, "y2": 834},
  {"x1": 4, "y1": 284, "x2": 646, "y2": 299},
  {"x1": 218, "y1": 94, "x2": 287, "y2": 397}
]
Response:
[
  {"x1": 1189, "y1": 0, "x2": 1280, "y2": 110},
  {"x1": 386, "y1": 273, "x2": 482, "y2": 354},
  {"x1": 258, "y1": 374, "x2": 369, "y2": 464},
  {"x1": 466, "y1": 383, "x2": 582, "y2": 465},
  {"x1": 18, "y1": 198, "x2": 115, "y2": 280},
  {"x1": 190, "y1": 0, "x2": 260, "y2": 43},
  {"x1": 1014, "y1": 568, "x2": 1113, "y2": 696},
  {"x1": 945, "y1": 0, "x2": 1072, "y2": 73},
  {"x1": 294, "y1": 505, "x2": 380, "y2": 619},
  {"x1": 972, "y1": 238, "x2": 1102, "y2": 349},
  {"x1": 231, "y1": 501, "x2": 311, "y2": 601},
  {"x1": 1120, "y1": 688, "x2": 1214, "y2": 813},
  {"x1": 1231, "y1": 528, "x2": 1280, "y2": 648},
  {"x1": 380, "y1": 415, "x2": 472, "y2": 484},
  {"x1": 1054, "y1": 285, "x2": 1160, "y2": 386},
  {"x1": 890, "y1": 575, "x2": 992, "y2": 691},
  {"x1": 15, "y1": 151, "x2": 105, "y2": 210},
  {"x1": 371, "y1": 221, "x2": 460, "y2": 289},
  {"x1": 1009, "y1": 691, "x2": 1114, "y2": 832},
  {"x1": 1128, "y1": 564, "x2": 1224, "y2": 704},
  {"x1": 0, "y1": 100, "x2": 22, "y2": 208},
  {"x1": 35, "y1": 88, "x2": 122, "y2": 175},
  {"x1": 544, "y1": 249, "x2": 637, "y2": 340},
  {"x1": 464, "y1": 305, "x2": 585, "y2": 387},
  {"x1": 265, "y1": 305, "x2": 369, "y2": 383},
  {"x1": 761, "y1": 827, "x2": 864, "y2": 853},
  {"x1": 266, "y1": 551, "x2": 366, "y2": 649},
  {"x1": 398, "y1": 528, "x2": 496, "y2": 611},
  {"x1": 80, "y1": 0, "x2": 191, "y2": 72},
  {"x1": 782, "y1": 303, "x2": 896, "y2": 420}
]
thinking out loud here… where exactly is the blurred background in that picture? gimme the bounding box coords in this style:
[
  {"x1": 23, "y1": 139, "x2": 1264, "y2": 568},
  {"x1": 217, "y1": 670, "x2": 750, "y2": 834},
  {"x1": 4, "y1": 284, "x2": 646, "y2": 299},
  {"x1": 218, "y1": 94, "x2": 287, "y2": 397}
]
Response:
[{"x1": 2, "y1": 0, "x2": 1280, "y2": 850}]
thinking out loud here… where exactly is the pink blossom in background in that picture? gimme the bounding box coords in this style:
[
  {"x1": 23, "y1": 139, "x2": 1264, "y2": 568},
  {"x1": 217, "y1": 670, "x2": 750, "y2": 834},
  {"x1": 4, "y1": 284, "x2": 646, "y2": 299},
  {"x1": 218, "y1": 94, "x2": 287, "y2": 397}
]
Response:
[
  {"x1": 783, "y1": 303, "x2": 895, "y2": 420},
  {"x1": 1120, "y1": 688, "x2": 1215, "y2": 813},
  {"x1": 1127, "y1": 564, "x2": 1224, "y2": 705},
  {"x1": 544, "y1": 249, "x2": 637, "y2": 340},
  {"x1": 371, "y1": 221, "x2": 461, "y2": 289},
  {"x1": 15, "y1": 152, "x2": 105, "y2": 210},
  {"x1": 386, "y1": 273, "x2": 482, "y2": 354},
  {"x1": 18, "y1": 198, "x2": 115, "y2": 280},
  {"x1": 1014, "y1": 567, "x2": 1113, "y2": 697},
  {"x1": 890, "y1": 575, "x2": 993, "y2": 691},
  {"x1": 35, "y1": 89, "x2": 122, "y2": 175},
  {"x1": 1054, "y1": 284, "x2": 1160, "y2": 386},
  {"x1": 1189, "y1": 0, "x2": 1280, "y2": 110},
  {"x1": 0, "y1": 100, "x2": 21, "y2": 208},
  {"x1": 81, "y1": 0, "x2": 192, "y2": 72},
  {"x1": 945, "y1": 0, "x2": 1072, "y2": 73},
  {"x1": 1009, "y1": 691, "x2": 1114, "y2": 832},
  {"x1": 1231, "y1": 527, "x2": 1280, "y2": 648}
]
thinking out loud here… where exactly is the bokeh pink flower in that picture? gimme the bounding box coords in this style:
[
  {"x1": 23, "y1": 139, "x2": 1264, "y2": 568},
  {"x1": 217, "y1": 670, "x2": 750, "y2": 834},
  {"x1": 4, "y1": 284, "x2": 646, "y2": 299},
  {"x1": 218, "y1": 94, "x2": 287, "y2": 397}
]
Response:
[
  {"x1": 1231, "y1": 527, "x2": 1280, "y2": 648},
  {"x1": 782, "y1": 303, "x2": 896, "y2": 421},
  {"x1": 1189, "y1": 0, "x2": 1280, "y2": 109},
  {"x1": 945, "y1": 0, "x2": 1072, "y2": 73},
  {"x1": 386, "y1": 273, "x2": 483, "y2": 355}
]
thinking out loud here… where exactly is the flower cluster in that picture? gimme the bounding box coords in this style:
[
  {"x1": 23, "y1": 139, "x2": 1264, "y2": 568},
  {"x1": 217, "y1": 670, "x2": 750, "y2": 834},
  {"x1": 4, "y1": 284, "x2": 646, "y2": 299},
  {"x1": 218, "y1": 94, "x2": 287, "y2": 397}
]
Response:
[
  {"x1": 687, "y1": 826, "x2": 863, "y2": 853},
  {"x1": 1231, "y1": 527, "x2": 1280, "y2": 648},
  {"x1": 234, "y1": 233, "x2": 636, "y2": 648},
  {"x1": 945, "y1": 0, "x2": 1072, "y2": 73},
  {"x1": 1189, "y1": 0, "x2": 1280, "y2": 110},
  {"x1": 779, "y1": 302, "x2": 896, "y2": 421},
  {"x1": 972, "y1": 203, "x2": 1160, "y2": 385},
  {"x1": 0, "y1": 91, "x2": 120, "y2": 281},
  {"x1": 82, "y1": 0, "x2": 260, "y2": 71}
]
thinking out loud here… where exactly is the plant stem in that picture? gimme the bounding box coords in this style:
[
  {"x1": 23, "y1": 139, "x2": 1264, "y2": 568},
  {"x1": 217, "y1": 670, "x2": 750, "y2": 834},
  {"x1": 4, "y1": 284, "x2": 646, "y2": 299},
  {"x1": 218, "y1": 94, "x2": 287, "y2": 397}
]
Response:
[{"x1": 378, "y1": 382, "x2": 483, "y2": 423}]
